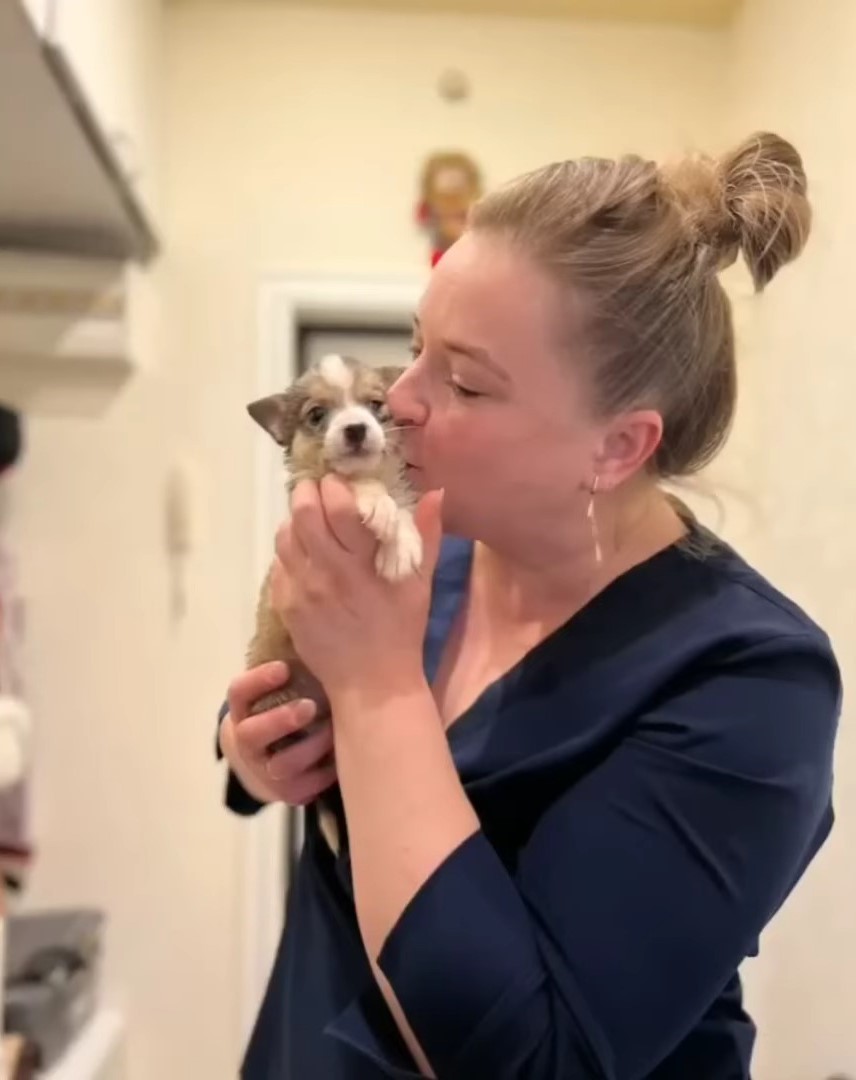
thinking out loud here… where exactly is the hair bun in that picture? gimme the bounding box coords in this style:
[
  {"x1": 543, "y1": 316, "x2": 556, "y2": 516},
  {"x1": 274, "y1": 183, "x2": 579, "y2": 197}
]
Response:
[
  {"x1": 662, "y1": 131, "x2": 812, "y2": 290},
  {"x1": 718, "y1": 132, "x2": 812, "y2": 290}
]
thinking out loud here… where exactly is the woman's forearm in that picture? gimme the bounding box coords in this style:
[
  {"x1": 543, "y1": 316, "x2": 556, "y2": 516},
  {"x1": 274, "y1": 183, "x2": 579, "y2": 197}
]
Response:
[
  {"x1": 330, "y1": 678, "x2": 480, "y2": 959},
  {"x1": 330, "y1": 678, "x2": 480, "y2": 1076}
]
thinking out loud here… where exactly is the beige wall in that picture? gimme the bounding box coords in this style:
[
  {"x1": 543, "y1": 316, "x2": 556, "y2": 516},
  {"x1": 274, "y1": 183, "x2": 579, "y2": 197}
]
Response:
[
  {"x1": 721, "y1": 2, "x2": 856, "y2": 1077},
  {"x1": 13, "y1": 0, "x2": 854, "y2": 1077}
]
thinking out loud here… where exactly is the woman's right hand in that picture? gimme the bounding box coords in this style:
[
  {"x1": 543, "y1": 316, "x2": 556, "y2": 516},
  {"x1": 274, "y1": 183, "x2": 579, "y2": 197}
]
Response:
[{"x1": 219, "y1": 661, "x2": 337, "y2": 806}]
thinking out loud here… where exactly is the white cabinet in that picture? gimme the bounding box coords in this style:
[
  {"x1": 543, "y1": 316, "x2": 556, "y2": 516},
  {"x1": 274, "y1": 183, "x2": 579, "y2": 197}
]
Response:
[
  {"x1": 0, "y1": 1, "x2": 158, "y2": 265},
  {"x1": 42, "y1": 1009, "x2": 127, "y2": 1080},
  {"x1": 41, "y1": 0, "x2": 163, "y2": 225}
]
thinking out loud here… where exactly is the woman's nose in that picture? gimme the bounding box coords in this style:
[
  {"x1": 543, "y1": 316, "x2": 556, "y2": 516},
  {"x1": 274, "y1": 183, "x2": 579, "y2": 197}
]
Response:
[{"x1": 388, "y1": 367, "x2": 427, "y2": 427}]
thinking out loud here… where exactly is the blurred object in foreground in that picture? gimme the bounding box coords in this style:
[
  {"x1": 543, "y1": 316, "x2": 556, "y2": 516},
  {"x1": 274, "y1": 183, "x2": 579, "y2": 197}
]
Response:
[{"x1": 0, "y1": 403, "x2": 32, "y2": 894}]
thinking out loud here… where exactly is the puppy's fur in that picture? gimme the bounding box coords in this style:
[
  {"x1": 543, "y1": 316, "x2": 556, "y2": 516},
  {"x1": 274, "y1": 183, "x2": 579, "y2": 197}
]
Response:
[{"x1": 245, "y1": 354, "x2": 421, "y2": 854}]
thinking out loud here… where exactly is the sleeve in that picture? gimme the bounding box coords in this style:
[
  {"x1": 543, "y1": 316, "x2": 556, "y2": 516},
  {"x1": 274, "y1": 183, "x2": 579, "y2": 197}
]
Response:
[
  {"x1": 373, "y1": 634, "x2": 841, "y2": 1080},
  {"x1": 214, "y1": 698, "x2": 267, "y2": 817}
]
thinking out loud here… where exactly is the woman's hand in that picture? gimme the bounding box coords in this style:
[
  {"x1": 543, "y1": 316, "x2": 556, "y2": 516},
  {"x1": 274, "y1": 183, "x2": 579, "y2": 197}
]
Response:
[
  {"x1": 271, "y1": 476, "x2": 444, "y2": 707},
  {"x1": 220, "y1": 661, "x2": 337, "y2": 805}
]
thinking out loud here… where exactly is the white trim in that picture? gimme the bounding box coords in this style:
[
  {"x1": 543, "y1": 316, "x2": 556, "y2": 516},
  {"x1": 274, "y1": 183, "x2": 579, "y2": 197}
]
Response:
[
  {"x1": 41, "y1": 1008, "x2": 126, "y2": 1080},
  {"x1": 241, "y1": 272, "x2": 425, "y2": 1045}
]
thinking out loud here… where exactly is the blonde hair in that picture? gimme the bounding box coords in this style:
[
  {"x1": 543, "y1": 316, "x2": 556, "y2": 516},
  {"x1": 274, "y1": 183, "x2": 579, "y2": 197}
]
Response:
[{"x1": 469, "y1": 132, "x2": 812, "y2": 479}]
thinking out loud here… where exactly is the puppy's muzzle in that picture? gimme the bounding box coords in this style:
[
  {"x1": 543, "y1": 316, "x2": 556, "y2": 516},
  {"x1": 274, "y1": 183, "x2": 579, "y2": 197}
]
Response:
[{"x1": 344, "y1": 422, "x2": 368, "y2": 449}]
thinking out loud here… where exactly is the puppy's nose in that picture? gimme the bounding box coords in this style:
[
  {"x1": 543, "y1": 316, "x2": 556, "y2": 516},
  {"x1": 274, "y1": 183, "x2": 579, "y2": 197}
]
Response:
[{"x1": 344, "y1": 422, "x2": 367, "y2": 447}]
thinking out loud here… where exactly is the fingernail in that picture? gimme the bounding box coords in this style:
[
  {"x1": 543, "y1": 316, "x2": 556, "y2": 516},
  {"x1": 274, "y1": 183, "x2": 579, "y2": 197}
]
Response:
[
  {"x1": 299, "y1": 699, "x2": 317, "y2": 723},
  {"x1": 266, "y1": 756, "x2": 285, "y2": 780}
]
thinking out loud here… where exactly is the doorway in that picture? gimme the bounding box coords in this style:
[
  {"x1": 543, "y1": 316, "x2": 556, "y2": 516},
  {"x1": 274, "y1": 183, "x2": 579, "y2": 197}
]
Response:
[
  {"x1": 240, "y1": 274, "x2": 423, "y2": 1043},
  {"x1": 299, "y1": 324, "x2": 413, "y2": 374},
  {"x1": 281, "y1": 322, "x2": 413, "y2": 902}
]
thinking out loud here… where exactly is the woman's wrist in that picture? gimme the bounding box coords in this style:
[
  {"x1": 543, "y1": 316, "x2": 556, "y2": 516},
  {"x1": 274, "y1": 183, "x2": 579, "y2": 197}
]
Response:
[{"x1": 327, "y1": 661, "x2": 431, "y2": 721}]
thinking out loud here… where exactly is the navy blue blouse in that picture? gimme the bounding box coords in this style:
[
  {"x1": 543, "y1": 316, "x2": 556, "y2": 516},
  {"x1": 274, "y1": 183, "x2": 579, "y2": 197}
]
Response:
[{"x1": 217, "y1": 524, "x2": 840, "y2": 1079}]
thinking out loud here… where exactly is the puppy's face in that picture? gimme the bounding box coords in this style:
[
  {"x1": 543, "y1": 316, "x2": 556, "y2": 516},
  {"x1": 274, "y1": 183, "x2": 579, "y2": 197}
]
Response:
[{"x1": 247, "y1": 354, "x2": 405, "y2": 480}]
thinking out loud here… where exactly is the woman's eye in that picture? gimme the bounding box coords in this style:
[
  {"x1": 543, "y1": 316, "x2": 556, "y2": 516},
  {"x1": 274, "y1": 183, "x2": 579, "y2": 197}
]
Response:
[
  {"x1": 449, "y1": 379, "x2": 482, "y2": 399},
  {"x1": 408, "y1": 342, "x2": 422, "y2": 359},
  {"x1": 306, "y1": 405, "x2": 327, "y2": 426}
]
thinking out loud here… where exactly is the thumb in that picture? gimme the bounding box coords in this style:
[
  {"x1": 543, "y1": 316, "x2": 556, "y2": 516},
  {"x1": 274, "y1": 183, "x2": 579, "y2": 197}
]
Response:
[{"x1": 413, "y1": 487, "x2": 445, "y2": 577}]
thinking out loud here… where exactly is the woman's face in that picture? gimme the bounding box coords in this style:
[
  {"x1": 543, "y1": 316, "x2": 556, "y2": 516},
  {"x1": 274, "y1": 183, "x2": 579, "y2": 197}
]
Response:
[{"x1": 389, "y1": 231, "x2": 608, "y2": 545}]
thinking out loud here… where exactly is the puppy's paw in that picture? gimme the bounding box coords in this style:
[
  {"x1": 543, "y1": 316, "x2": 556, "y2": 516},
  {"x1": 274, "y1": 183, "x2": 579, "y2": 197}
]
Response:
[
  {"x1": 375, "y1": 512, "x2": 423, "y2": 581},
  {"x1": 357, "y1": 487, "x2": 399, "y2": 545}
]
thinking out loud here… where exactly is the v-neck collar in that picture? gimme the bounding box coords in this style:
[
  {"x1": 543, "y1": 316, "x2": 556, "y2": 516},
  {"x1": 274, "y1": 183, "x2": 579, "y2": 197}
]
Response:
[{"x1": 422, "y1": 522, "x2": 715, "y2": 749}]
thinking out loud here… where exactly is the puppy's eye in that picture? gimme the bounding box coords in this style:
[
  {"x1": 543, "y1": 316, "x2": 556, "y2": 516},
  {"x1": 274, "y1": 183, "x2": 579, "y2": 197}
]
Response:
[
  {"x1": 368, "y1": 399, "x2": 387, "y2": 417},
  {"x1": 305, "y1": 405, "x2": 327, "y2": 427}
]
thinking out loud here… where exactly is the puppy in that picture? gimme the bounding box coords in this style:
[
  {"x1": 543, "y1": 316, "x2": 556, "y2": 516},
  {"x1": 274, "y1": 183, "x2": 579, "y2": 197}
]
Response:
[{"x1": 244, "y1": 353, "x2": 422, "y2": 854}]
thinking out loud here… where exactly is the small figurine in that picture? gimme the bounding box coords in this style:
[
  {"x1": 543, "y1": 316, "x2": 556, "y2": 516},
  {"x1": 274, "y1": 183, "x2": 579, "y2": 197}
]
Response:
[{"x1": 416, "y1": 151, "x2": 483, "y2": 267}]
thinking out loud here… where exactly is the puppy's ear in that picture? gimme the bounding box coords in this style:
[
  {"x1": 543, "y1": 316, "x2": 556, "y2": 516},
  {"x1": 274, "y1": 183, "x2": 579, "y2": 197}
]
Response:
[
  {"x1": 247, "y1": 388, "x2": 304, "y2": 447},
  {"x1": 375, "y1": 365, "x2": 407, "y2": 391}
]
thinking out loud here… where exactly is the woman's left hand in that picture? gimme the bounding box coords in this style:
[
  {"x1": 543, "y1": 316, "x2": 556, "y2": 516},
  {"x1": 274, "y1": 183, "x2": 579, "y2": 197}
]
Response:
[{"x1": 271, "y1": 475, "x2": 444, "y2": 705}]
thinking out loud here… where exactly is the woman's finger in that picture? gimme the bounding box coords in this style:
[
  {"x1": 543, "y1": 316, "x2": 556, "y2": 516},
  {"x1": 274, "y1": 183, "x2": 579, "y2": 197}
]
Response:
[
  {"x1": 413, "y1": 487, "x2": 445, "y2": 579},
  {"x1": 274, "y1": 513, "x2": 340, "y2": 607},
  {"x1": 268, "y1": 555, "x2": 296, "y2": 618},
  {"x1": 274, "y1": 513, "x2": 309, "y2": 579},
  {"x1": 319, "y1": 473, "x2": 375, "y2": 557},
  {"x1": 266, "y1": 719, "x2": 335, "y2": 781},
  {"x1": 288, "y1": 479, "x2": 351, "y2": 566},
  {"x1": 227, "y1": 661, "x2": 290, "y2": 723},
  {"x1": 284, "y1": 762, "x2": 338, "y2": 806},
  {"x1": 234, "y1": 698, "x2": 319, "y2": 757}
]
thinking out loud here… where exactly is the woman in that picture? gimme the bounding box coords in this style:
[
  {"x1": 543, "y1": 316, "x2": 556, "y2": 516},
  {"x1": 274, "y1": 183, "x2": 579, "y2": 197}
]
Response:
[{"x1": 217, "y1": 132, "x2": 841, "y2": 1079}]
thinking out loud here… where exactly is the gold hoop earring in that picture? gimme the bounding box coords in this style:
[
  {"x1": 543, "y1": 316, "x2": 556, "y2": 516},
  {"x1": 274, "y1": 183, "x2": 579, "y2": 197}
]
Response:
[{"x1": 587, "y1": 475, "x2": 603, "y2": 566}]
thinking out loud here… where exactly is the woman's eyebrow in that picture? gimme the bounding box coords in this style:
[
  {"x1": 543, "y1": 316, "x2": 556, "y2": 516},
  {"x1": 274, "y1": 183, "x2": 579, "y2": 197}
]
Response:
[
  {"x1": 444, "y1": 340, "x2": 510, "y2": 382},
  {"x1": 412, "y1": 315, "x2": 509, "y2": 381}
]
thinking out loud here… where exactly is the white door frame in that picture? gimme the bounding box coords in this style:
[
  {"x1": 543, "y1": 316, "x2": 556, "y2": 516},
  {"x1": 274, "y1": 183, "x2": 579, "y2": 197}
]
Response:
[{"x1": 241, "y1": 272, "x2": 425, "y2": 1043}]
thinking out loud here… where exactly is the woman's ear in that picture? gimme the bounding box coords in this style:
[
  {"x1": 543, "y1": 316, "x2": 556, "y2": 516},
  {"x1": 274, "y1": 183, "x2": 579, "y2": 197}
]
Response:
[{"x1": 595, "y1": 408, "x2": 664, "y2": 488}]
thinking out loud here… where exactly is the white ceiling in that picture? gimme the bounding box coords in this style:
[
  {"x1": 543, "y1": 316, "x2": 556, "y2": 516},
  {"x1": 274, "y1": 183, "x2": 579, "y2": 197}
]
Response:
[{"x1": 259, "y1": 0, "x2": 744, "y2": 28}]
